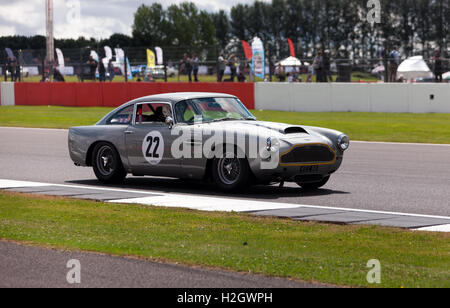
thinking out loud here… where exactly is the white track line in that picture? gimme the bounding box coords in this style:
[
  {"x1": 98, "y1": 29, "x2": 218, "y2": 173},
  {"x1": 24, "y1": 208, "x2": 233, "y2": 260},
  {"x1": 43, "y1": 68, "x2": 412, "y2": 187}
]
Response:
[
  {"x1": 1, "y1": 179, "x2": 450, "y2": 222},
  {"x1": 414, "y1": 224, "x2": 450, "y2": 233},
  {"x1": 352, "y1": 140, "x2": 450, "y2": 147}
]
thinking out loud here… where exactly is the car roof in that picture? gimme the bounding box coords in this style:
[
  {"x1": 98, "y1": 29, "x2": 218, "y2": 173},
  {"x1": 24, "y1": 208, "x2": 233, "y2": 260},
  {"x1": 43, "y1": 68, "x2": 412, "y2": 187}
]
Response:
[
  {"x1": 97, "y1": 92, "x2": 240, "y2": 125},
  {"x1": 129, "y1": 92, "x2": 237, "y2": 105}
]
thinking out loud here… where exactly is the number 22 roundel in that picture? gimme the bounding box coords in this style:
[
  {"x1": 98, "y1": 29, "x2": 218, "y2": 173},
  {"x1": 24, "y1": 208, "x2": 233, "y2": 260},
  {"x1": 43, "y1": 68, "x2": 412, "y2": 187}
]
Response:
[{"x1": 142, "y1": 131, "x2": 164, "y2": 165}]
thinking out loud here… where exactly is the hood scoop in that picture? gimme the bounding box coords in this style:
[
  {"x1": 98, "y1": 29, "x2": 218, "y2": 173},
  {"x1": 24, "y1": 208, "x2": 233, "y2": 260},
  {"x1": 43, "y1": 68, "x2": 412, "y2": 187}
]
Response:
[
  {"x1": 284, "y1": 127, "x2": 309, "y2": 135},
  {"x1": 238, "y1": 121, "x2": 309, "y2": 135}
]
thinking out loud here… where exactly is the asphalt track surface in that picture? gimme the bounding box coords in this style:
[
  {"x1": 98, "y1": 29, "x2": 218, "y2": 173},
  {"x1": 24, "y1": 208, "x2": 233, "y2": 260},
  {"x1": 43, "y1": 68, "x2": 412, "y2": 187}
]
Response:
[
  {"x1": 0, "y1": 241, "x2": 317, "y2": 288},
  {"x1": 0, "y1": 127, "x2": 449, "y2": 216}
]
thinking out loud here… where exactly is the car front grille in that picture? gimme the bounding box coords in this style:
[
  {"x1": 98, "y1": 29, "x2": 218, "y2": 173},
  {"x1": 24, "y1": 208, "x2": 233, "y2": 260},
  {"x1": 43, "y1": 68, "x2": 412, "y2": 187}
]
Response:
[{"x1": 280, "y1": 144, "x2": 336, "y2": 165}]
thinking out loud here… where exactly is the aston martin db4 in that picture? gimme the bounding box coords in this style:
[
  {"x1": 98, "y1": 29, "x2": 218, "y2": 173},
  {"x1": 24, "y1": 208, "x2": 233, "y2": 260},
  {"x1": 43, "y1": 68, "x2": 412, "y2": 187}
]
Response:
[{"x1": 69, "y1": 92, "x2": 349, "y2": 191}]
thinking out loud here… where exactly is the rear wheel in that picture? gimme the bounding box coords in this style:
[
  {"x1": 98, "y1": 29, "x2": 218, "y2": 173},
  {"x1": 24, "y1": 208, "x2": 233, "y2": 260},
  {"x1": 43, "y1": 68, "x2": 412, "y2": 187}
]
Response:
[
  {"x1": 212, "y1": 153, "x2": 250, "y2": 192},
  {"x1": 92, "y1": 142, "x2": 126, "y2": 184},
  {"x1": 297, "y1": 176, "x2": 330, "y2": 190}
]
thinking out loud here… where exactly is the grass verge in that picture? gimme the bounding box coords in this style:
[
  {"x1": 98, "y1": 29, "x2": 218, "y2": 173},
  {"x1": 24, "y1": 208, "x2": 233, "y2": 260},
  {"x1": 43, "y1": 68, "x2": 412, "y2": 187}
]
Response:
[
  {"x1": 0, "y1": 191, "x2": 448, "y2": 288},
  {"x1": 1, "y1": 106, "x2": 450, "y2": 144}
]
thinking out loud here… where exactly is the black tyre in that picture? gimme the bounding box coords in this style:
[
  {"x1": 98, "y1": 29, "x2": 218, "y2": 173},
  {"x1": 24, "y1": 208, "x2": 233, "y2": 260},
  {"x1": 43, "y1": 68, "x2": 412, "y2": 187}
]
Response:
[
  {"x1": 92, "y1": 142, "x2": 126, "y2": 184},
  {"x1": 297, "y1": 176, "x2": 330, "y2": 190},
  {"x1": 212, "y1": 152, "x2": 250, "y2": 192}
]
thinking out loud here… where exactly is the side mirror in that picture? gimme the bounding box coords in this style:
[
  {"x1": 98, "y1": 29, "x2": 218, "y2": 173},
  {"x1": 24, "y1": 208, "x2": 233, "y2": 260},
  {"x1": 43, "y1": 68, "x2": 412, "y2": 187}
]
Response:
[{"x1": 165, "y1": 116, "x2": 174, "y2": 129}]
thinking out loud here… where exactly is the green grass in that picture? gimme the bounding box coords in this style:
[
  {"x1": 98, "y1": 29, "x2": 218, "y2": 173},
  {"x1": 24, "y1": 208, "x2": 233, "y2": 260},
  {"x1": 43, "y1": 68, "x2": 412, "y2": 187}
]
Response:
[
  {"x1": 0, "y1": 191, "x2": 448, "y2": 288},
  {"x1": 0, "y1": 106, "x2": 110, "y2": 129},
  {"x1": 1, "y1": 106, "x2": 450, "y2": 144},
  {"x1": 251, "y1": 110, "x2": 450, "y2": 144}
]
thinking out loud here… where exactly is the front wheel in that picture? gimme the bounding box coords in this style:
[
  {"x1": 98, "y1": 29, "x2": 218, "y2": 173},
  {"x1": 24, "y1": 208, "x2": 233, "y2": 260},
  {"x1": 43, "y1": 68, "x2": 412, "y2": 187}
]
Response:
[
  {"x1": 92, "y1": 142, "x2": 126, "y2": 184},
  {"x1": 212, "y1": 154, "x2": 250, "y2": 192},
  {"x1": 297, "y1": 176, "x2": 330, "y2": 190}
]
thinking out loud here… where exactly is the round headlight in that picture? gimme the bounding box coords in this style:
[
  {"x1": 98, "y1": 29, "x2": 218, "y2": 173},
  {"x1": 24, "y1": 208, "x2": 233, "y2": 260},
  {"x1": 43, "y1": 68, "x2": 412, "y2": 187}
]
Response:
[
  {"x1": 338, "y1": 135, "x2": 350, "y2": 151},
  {"x1": 266, "y1": 137, "x2": 280, "y2": 152},
  {"x1": 266, "y1": 137, "x2": 272, "y2": 151}
]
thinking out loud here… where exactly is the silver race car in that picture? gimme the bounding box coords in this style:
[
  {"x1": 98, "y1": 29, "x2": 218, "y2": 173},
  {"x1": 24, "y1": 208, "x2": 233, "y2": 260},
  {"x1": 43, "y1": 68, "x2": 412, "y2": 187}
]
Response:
[{"x1": 69, "y1": 92, "x2": 349, "y2": 191}]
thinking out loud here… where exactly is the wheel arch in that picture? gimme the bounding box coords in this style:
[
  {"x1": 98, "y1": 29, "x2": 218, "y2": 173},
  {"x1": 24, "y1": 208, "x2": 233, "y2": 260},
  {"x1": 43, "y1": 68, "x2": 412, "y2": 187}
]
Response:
[
  {"x1": 86, "y1": 140, "x2": 120, "y2": 167},
  {"x1": 204, "y1": 143, "x2": 254, "y2": 181}
]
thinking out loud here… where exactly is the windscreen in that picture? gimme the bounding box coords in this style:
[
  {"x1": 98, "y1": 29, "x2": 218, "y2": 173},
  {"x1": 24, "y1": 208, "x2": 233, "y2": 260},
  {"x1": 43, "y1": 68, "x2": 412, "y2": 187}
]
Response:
[{"x1": 174, "y1": 97, "x2": 255, "y2": 124}]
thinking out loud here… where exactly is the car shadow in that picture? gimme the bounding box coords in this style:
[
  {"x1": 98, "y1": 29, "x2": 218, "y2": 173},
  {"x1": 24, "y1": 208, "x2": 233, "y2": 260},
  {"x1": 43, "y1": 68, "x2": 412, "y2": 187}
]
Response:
[{"x1": 66, "y1": 176, "x2": 350, "y2": 200}]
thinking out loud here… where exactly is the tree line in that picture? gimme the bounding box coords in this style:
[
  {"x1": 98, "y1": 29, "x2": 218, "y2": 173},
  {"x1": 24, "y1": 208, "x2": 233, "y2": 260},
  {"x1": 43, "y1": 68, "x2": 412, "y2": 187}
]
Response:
[{"x1": 1, "y1": 0, "x2": 448, "y2": 61}]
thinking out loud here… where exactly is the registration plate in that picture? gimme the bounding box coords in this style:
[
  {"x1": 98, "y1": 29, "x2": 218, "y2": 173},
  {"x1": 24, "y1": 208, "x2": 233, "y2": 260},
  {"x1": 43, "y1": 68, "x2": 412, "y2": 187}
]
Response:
[{"x1": 299, "y1": 165, "x2": 319, "y2": 173}]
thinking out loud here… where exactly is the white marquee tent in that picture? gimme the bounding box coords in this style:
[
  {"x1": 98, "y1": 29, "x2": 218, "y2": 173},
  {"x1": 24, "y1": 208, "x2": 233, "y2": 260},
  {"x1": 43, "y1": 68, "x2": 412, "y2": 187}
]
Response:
[
  {"x1": 276, "y1": 56, "x2": 303, "y2": 67},
  {"x1": 397, "y1": 56, "x2": 433, "y2": 81}
]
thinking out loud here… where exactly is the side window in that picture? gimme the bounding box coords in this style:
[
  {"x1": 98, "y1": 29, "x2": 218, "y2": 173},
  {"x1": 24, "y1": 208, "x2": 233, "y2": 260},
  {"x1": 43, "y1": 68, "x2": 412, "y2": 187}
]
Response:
[
  {"x1": 135, "y1": 103, "x2": 172, "y2": 125},
  {"x1": 107, "y1": 105, "x2": 134, "y2": 125}
]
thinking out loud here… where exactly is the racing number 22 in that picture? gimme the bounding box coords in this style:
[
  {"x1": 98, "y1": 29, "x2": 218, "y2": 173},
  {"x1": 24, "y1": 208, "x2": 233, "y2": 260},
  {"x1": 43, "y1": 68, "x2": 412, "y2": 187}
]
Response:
[{"x1": 145, "y1": 136, "x2": 160, "y2": 158}]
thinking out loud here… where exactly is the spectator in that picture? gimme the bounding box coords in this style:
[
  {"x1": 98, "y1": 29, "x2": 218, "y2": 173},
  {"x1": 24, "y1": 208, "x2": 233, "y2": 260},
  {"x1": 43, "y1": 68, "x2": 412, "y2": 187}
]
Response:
[
  {"x1": 87, "y1": 56, "x2": 98, "y2": 81},
  {"x1": 2, "y1": 61, "x2": 6, "y2": 82},
  {"x1": 237, "y1": 72, "x2": 246, "y2": 82},
  {"x1": 8, "y1": 56, "x2": 18, "y2": 82},
  {"x1": 180, "y1": 54, "x2": 193, "y2": 82},
  {"x1": 192, "y1": 53, "x2": 199, "y2": 82},
  {"x1": 313, "y1": 50, "x2": 324, "y2": 82},
  {"x1": 388, "y1": 47, "x2": 400, "y2": 82},
  {"x1": 108, "y1": 59, "x2": 115, "y2": 82},
  {"x1": 228, "y1": 54, "x2": 237, "y2": 82},
  {"x1": 217, "y1": 53, "x2": 226, "y2": 82},
  {"x1": 433, "y1": 49, "x2": 443, "y2": 83},
  {"x1": 323, "y1": 50, "x2": 333, "y2": 82},
  {"x1": 98, "y1": 60, "x2": 106, "y2": 82},
  {"x1": 275, "y1": 63, "x2": 286, "y2": 82},
  {"x1": 53, "y1": 66, "x2": 65, "y2": 82},
  {"x1": 287, "y1": 72, "x2": 295, "y2": 83}
]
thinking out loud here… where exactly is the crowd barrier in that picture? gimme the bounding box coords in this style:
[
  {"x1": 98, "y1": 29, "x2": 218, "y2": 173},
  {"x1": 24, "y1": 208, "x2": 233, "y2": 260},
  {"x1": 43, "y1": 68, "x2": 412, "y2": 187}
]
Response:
[
  {"x1": 255, "y1": 83, "x2": 450, "y2": 113},
  {"x1": 1, "y1": 82, "x2": 449, "y2": 113},
  {"x1": 4, "y1": 82, "x2": 255, "y2": 109}
]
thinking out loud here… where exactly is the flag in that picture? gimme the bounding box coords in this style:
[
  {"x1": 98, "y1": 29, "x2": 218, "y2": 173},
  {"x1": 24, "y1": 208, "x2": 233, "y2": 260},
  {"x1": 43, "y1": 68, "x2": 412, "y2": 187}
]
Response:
[
  {"x1": 5, "y1": 48, "x2": 14, "y2": 59},
  {"x1": 147, "y1": 49, "x2": 156, "y2": 68},
  {"x1": 55, "y1": 48, "x2": 65, "y2": 69},
  {"x1": 104, "y1": 46, "x2": 113, "y2": 60},
  {"x1": 155, "y1": 47, "x2": 163, "y2": 65},
  {"x1": 90, "y1": 50, "x2": 99, "y2": 62},
  {"x1": 241, "y1": 41, "x2": 252, "y2": 60},
  {"x1": 288, "y1": 38, "x2": 296, "y2": 58},
  {"x1": 55, "y1": 48, "x2": 65, "y2": 74},
  {"x1": 251, "y1": 37, "x2": 265, "y2": 79},
  {"x1": 125, "y1": 57, "x2": 133, "y2": 80}
]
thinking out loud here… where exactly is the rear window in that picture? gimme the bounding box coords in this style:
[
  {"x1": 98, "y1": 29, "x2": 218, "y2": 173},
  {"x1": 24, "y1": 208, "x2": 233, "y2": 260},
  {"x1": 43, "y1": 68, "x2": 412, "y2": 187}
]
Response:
[{"x1": 107, "y1": 105, "x2": 134, "y2": 125}]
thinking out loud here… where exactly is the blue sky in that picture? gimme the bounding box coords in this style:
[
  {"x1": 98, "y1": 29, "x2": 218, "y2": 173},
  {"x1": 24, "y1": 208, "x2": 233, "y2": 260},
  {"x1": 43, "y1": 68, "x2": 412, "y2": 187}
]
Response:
[{"x1": 0, "y1": 0, "x2": 268, "y2": 39}]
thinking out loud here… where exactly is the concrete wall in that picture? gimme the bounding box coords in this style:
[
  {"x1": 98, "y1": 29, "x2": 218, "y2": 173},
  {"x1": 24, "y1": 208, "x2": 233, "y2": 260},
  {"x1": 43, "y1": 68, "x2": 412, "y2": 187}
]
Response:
[
  {"x1": 255, "y1": 82, "x2": 450, "y2": 113},
  {"x1": 0, "y1": 82, "x2": 15, "y2": 106},
  {"x1": 13, "y1": 82, "x2": 255, "y2": 109},
  {"x1": 3, "y1": 81, "x2": 450, "y2": 113}
]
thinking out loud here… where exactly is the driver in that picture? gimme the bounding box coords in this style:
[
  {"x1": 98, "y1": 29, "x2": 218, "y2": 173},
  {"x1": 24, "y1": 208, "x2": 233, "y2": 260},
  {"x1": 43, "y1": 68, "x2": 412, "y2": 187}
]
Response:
[
  {"x1": 162, "y1": 105, "x2": 171, "y2": 119},
  {"x1": 152, "y1": 107, "x2": 165, "y2": 123}
]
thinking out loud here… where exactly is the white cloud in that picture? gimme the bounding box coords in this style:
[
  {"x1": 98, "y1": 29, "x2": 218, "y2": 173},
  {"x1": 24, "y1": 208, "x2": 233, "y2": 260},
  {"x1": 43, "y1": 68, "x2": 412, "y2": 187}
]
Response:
[
  {"x1": 0, "y1": 0, "x2": 269, "y2": 38},
  {"x1": 0, "y1": 25, "x2": 15, "y2": 36}
]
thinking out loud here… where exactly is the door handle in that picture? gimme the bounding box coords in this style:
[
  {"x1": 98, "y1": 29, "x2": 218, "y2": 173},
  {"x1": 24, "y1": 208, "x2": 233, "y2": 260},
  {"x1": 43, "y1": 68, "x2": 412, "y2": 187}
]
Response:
[{"x1": 124, "y1": 131, "x2": 134, "y2": 135}]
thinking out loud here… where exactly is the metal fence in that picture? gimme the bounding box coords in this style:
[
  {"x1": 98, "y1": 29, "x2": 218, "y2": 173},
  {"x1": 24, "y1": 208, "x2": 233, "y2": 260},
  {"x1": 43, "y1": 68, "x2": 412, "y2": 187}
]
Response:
[{"x1": 1, "y1": 46, "x2": 448, "y2": 83}]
